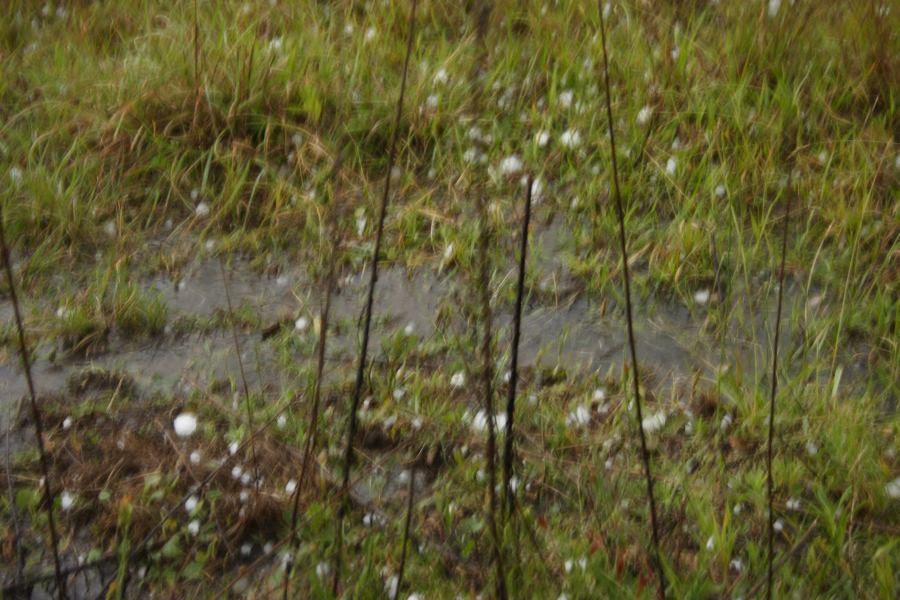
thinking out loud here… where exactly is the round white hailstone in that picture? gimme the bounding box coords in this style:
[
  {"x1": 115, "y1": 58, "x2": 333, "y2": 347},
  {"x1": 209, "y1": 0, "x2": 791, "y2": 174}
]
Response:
[
  {"x1": 195, "y1": 202, "x2": 210, "y2": 217},
  {"x1": 391, "y1": 166, "x2": 401, "y2": 181},
  {"x1": 733, "y1": 503, "x2": 742, "y2": 515},
  {"x1": 62, "y1": 417, "x2": 72, "y2": 430},
  {"x1": 240, "y1": 472, "x2": 251, "y2": 486},
  {"x1": 495, "y1": 412, "x2": 507, "y2": 431},
  {"x1": 774, "y1": 519, "x2": 784, "y2": 532},
  {"x1": 472, "y1": 410, "x2": 488, "y2": 432},
  {"x1": 567, "y1": 404, "x2": 591, "y2": 428},
  {"x1": 605, "y1": 457, "x2": 614, "y2": 470},
  {"x1": 426, "y1": 94, "x2": 439, "y2": 110},
  {"x1": 404, "y1": 322, "x2": 415, "y2": 336},
  {"x1": 9, "y1": 166, "x2": 23, "y2": 185},
  {"x1": 280, "y1": 551, "x2": 293, "y2": 569},
  {"x1": 264, "y1": 542, "x2": 274, "y2": 554},
  {"x1": 558, "y1": 595, "x2": 569, "y2": 600},
  {"x1": 637, "y1": 105, "x2": 653, "y2": 125},
  {"x1": 786, "y1": 497, "x2": 801, "y2": 511},
  {"x1": 535, "y1": 130, "x2": 550, "y2": 147},
  {"x1": 185, "y1": 495, "x2": 199, "y2": 513},
  {"x1": 204, "y1": 239, "x2": 215, "y2": 252},
  {"x1": 398, "y1": 470, "x2": 411, "y2": 485},
  {"x1": 503, "y1": 370, "x2": 512, "y2": 383},
  {"x1": 276, "y1": 274, "x2": 289, "y2": 287},
  {"x1": 177, "y1": 279, "x2": 187, "y2": 292},
  {"x1": 173, "y1": 413, "x2": 198, "y2": 438},
  {"x1": 316, "y1": 562, "x2": 331, "y2": 579},
  {"x1": 593, "y1": 388, "x2": 606, "y2": 402},
  {"x1": 104, "y1": 221, "x2": 117, "y2": 237},
  {"x1": 443, "y1": 243, "x2": 454, "y2": 260},
  {"x1": 229, "y1": 441, "x2": 239, "y2": 455},
  {"x1": 730, "y1": 558, "x2": 743, "y2": 572},
  {"x1": 462, "y1": 148, "x2": 478, "y2": 163},
  {"x1": 694, "y1": 289, "x2": 711, "y2": 305},
  {"x1": 528, "y1": 393, "x2": 538, "y2": 406},
  {"x1": 407, "y1": 594, "x2": 423, "y2": 600},
  {"x1": 715, "y1": 184, "x2": 727, "y2": 198},
  {"x1": 767, "y1": 0, "x2": 781, "y2": 18},
  {"x1": 564, "y1": 559, "x2": 574, "y2": 573},
  {"x1": 240, "y1": 543, "x2": 252, "y2": 557},
  {"x1": 720, "y1": 414, "x2": 733, "y2": 431},
  {"x1": 806, "y1": 441, "x2": 819, "y2": 456},
  {"x1": 412, "y1": 417, "x2": 423, "y2": 430},
  {"x1": 190, "y1": 450, "x2": 202, "y2": 465},
  {"x1": 60, "y1": 491, "x2": 75, "y2": 511},
  {"x1": 559, "y1": 89, "x2": 574, "y2": 109},
  {"x1": 706, "y1": 536, "x2": 715, "y2": 550},
  {"x1": 191, "y1": 189, "x2": 200, "y2": 201},
  {"x1": 343, "y1": 23, "x2": 354, "y2": 35},
  {"x1": 277, "y1": 414, "x2": 287, "y2": 428},
  {"x1": 433, "y1": 68, "x2": 449, "y2": 85},
  {"x1": 671, "y1": 47, "x2": 680, "y2": 60},
  {"x1": 295, "y1": 316, "x2": 309, "y2": 332},
  {"x1": 560, "y1": 128, "x2": 581, "y2": 148},
  {"x1": 666, "y1": 157, "x2": 678, "y2": 176},
  {"x1": 499, "y1": 155, "x2": 523, "y2": 175},
  {"x1": 450, "y1": 371, "x2": 466, "y2": 388},
  {"x1": 285, "y1": 479, "x2": 297, "y2": 495},
  {"x1": 187, "y1": 519, "x2": 200, "y2": 535},
  {"x1": 291, "y1": 133, "x2": 303, "y2": 147},
  {"x1": 385, "y1": 575, "x2": 399, "y2": 598},
  {"x1": 364, "y1": 27, "x2": 376, "y2": 42},
  {"x1": 231, "y1": 465, "x2": 243, "y2": 479},
  {"x1": 886, "y1": 476, "x2": 900, "y2": 499},
  {"x1": 641, "y1": 411, "x2": 667, "y2": 433},
  {"x1": 240, "y1": 490, "x2": 250, "y2": 503},
  {"x1": 685, "y1": 420, "x2": 695, "y2": 435}
]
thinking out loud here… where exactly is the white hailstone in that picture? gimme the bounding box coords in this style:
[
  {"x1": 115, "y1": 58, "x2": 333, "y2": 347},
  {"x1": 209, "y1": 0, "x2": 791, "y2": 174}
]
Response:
[
  {"x1": 641, "y1": 411, "x2": 667, "y2": 433},
  {"x1": 285, "y1": 479, "x2": 298, "y2": 495},
  {"x1": 671, "y1": 47, "x2": 680, "y2": 61},
  {"x1": 277, "y1": 414, "x2": 287, "y2": 428},
  {"x1": 706, "y1": 536, "x2": 715, "y2": 550},
  {"x1": 190, "y1": 450, "x2": 201, "y2": 465},
  {"x1": 558, "y1": 595, "x2": 569, "y2": 600},
  {"x1": 426, "y1": 94, "x2": 439, "y2": 110},
  {"x1": 560, "y1": 129, "x2": 581, "y2": 148},
  {"x1": 895, "y1": 154, "x2": 900, "y2": 170},
  {"x1": 190, "y1": 188, "x2": 200, "y2": 201},
  {"x1": 404, "y1": 322, "x2": 415, "y2": 335},
  {"x1": 231, "y1": 465, "x2": 243, "y2": 479},
  {"x1": 495, "y1": 412, "x2": 507, "y2": 431},
  {"x1": 364, "y1": 27, "x2": 377, "y2": 42},
  {"x1": 467, "y1": 125, "x2": 483, "y2": 140},
  {"x1": 637, "y1": 105, "x2": 653, "y2": 125},
  {"x1": 240, "y1": 543, "x2": 252, "y2": 557},
  {"x1": 503, "y1": 370, "x2": 512, "y2": 383},
  {"x1": 173, "y1": 413, "x2": 198, "y2": 438},
  {"x1": 730, "y1": 558, "x2": 743, "y2": 572},
  {"x1": 291, "y1": 133, "x2": 303, "y2": 147},
  {"x1": 185, "y1": 495, "x2": 199, "y2": 513},
  {"x1": 294, "y1": 316, "x2": 309, "y2": 332},
  {"x1": 433, "y1": 68, "x2": 449, "y2": 85},
  {"x1": 720, "y1": 414, "x2": 733, "y2": 431},
  {"x1": 462, "y1": 148, "x2": 479, "y2": 163},
  {"x1": 558, "y1": 89, "x2": 574, "y2": 109},
  {"x1": 529, "y1": 177, "x2": 544, "y2": 201},
  {"x1": 103, "y1": 220, "x2": 117, "y2": 237},
  {"x1": 9, "y1": 166, "x2": 23, "y2": 185},
  {"x1": 412, "y1": 417, "x2": 423, "y2": 430},
  {"x1": 186, "y1": 520, "x2": 201, "y2": 536},
  {"x1": 817, "y1": 150, "x2": 828, "y2": 164},
  {"x1": 564, "y1": 559, "x2": 574, "y2": 573},
  {"x1": 229, "y1": 441, "x2": 239, "y2": 455},
  {"x1": 450, "y1": 371, "x2": 466, "y2": 388},
  {"x1": 363, "y1": 512, "x2": 386, "y2": 527},
  {"x1": 471, "y1": 410, "x2": 489, "y2": 432},
  {"x1": 268, "y1": 37, "x2": 283, "y2": 52},
  {"x1": 384, "y1": 575, "x2": 399, "y2": 598},
  {"x1": 239, "y1": 489, "x2": 250, "y2": 503},
  {"x1": 499, "y1": 155, "x2": 523, "y2": 175},
  {"x1": 275, "y1": 274, "x2": 289, "y2": 288},
  {"x1": 204, "y1": 239, "x2": 216, "y2": 252},
  {"x1": 694, "y1": 289, "x2": 711, "y2": 305},
  {"x1": 391, "y1": 166, "x2": 401, "y2": 181},
  {"x1": 62, "y1": 417, "x2": 72, "y2": 430},
  {"x1": 443, "y1": 243, "x2": 455, "y2": 261},
  {"x1": 666, "y1": 157, "x2": 678, "y2": 176},
  {"x1": 733, "y1": 503, "x2": 742, "y2": 515},
  {"x1": 316, "y1": 562, "x2": 331, "y2": 579},
  {"x1": 605, "y1": 457, "x2": 614, "y2": 470},
  {"x1": 566, "y1": 404, "x2": 591, "y2": 428},
  {"x1": 774, "y1": 519, "x2": 784, "y2": 532},
  {"x1": 535, "y1": 130, "x2": 550, "y2": 147},
  {"x1": 60, "y1": 491, "x2": 75, "y2": 511},
  {"x1": 281, "y1": 551, "x2": 294, "y2": 569},
  {"x1": 884, "y1": 476, "x2": 900, "y2": 499},
  {"x1": 528, "y1": 393, "x2": 538, "y2": 406},
  {"x1": 408, "y1": 594, "x2": 423, "y2": 600},
  {"x1": 240, "y1": 472, "x2": 252, "y2": 486},
  {"x1": 164, "y1": 218, "x2": 173, "y2": 230},
  {"x1": 264, "y1": 542, "x2": 274, "y2": 554},
  {"x1": 767, "y1": 0, "x2": 781, "y2": 18},
  {"x1": 715, "y1": 184, "x2": 727, "y2": 198},
  {"x1": 195, "y1": 202, "x2": 210, "y2": 217},
  {"x1": 343, "y1": 23, "x2": 354, "y2": 35},
  {"x1": 806, "y1": 441, "x2": 819, "y2": 456},
  {"x1": 685, "y1": 420, "x2": 695, "y2": 435},
  {"x1": 398, "y1": 470, "x2": 411, "y2": 485},
  {"x1": 393, "y1": 388, "x2": 405, "y2": 400},
  {"x1": 593, "y1": 388, "x2": 607, "y2": 402}
]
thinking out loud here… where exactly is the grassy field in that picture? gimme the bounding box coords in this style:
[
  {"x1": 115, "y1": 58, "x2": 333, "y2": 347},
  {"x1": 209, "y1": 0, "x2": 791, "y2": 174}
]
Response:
[{"x1": 1, "y1": 0, "x2": 897, "y2": 598}]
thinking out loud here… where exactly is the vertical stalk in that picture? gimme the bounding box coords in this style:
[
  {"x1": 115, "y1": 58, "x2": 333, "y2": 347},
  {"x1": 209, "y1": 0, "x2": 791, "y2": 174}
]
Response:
[
  {"x1": 766, "y1": 176, "x2": 793, "y2": 600},
  {"x1": 0, "y1": 211, "x2": 67, "y2": 600},
  {"x1": 501, "y1": 173, "x2": 533, "y2": 516},
  {"x1": 332, "y1": 1, "x2": 418, "y2": 593},
  {"x1": 393, "y1": 459, "x2": 418, "y2": 600},
  {"x1": 595, "y1": 3, "x2": 666, "y2": 598}
]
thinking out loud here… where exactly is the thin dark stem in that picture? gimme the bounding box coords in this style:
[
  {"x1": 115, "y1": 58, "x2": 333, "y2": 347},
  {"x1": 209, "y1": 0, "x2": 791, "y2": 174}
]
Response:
[
  {"x1": 219, "y1": 257, "x2": 259, "y2": 490},
  {"x1": 282, "y1": 152, "x2": 342, "y2": 600},
  {"x1": 332, "y1": 1, "x2": 418, "y2": 593},
  {"x1": 393, "y1": 460, "x2": 418, "y2": 600},
  {"x1": 595, "y1": 3, "x2": 666, "y2": 598},
  {"x1": 0, "y1": 210, "x2": 67, "y2": 600},
  {"x1": 766, "y1": 176, "x2": 793, "y2": 600},
  {"x1": 501, "y1": 173, "x2": 533, "y2": 517}
]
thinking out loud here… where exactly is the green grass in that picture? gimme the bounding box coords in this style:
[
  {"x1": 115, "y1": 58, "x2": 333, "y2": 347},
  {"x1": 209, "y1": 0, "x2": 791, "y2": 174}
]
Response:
[{"x1": 1, "y1": 0, "x2": 897, "y2": 598}]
